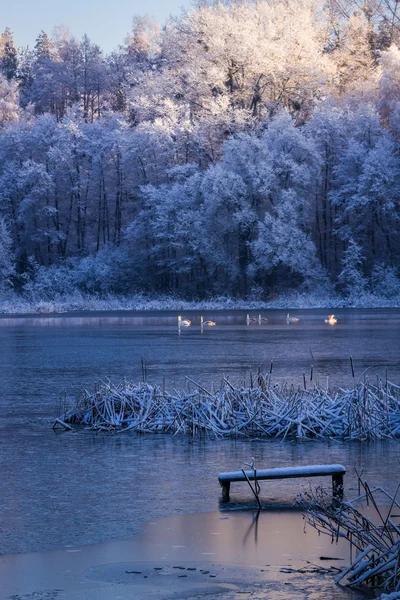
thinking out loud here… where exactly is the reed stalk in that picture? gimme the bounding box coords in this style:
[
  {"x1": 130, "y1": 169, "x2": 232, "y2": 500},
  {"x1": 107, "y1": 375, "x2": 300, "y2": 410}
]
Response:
[{"x1": 299, "y1": 477, "x2": 400, "y2": 594}]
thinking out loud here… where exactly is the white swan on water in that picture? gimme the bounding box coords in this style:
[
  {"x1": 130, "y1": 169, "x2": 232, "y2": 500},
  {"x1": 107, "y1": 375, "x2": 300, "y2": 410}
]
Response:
[
  {"x1": 325, "y1": 314, "x2": 337, "y2": 325},
  {"x1": 286, "y1": 313, "x2": 299, "y2": 323},
  {"x1": 201, "y1": 316, "x2": 216, "y2": 327},
  {"x1": 246, "y1": 314, "x2": 257, "y2": 324},
  {"x1": 178, "y1": 315, "x2": 191, "y2": 327}
]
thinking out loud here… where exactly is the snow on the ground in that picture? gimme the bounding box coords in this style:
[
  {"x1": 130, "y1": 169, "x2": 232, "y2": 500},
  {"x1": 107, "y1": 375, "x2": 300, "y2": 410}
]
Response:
[{"x1": 0, "y1": 291, "x2": 399, "y2": 315}]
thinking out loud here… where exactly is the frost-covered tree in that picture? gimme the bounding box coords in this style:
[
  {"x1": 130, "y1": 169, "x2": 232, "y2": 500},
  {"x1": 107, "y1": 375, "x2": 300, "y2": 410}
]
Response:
[
  {"x1": 332, "y1": 106, "x2": 400, "y2": 269},
  {"x1": 0, "y1": 217, "x2": 15, "y2": 291},
  {"x1": 126, "y1": 15, "x2": 160, "y2": 65},
  {"x1": 250, "y1": 191, "x2": 329, "y2": 293},
  {"x1": 28, "y1": 31, "x2": 60, "y2": 115},
  {"x1": 337, "y1": 238, "x2": 367, "y2": 296},
  {"x1": 0, "y1": 75, "x2": 19, "y2": 125},
  {"x1": 329, "y1": 10, "x2": 378, "y2": 98},
  {"x1": 127, "y1": 0, "x2": 331, "y2": 166},
  {"x1": 378, "y1": 44, "x2": 400, "y2": 126},
  {"x1": 0, "y1": 2, "x2": 399, "y2": 300},
  {"x1": 304, "y1": 103, "x2": 347, "y2": 275},
  {"x1": 80, "y1": 35, "x2": 107, "y2": 121},
  {"x1": 199, "y1": 164, "x2": 252, "y2": 295},
  {"x1": 0, "y1": 28, "x2": 18, "y2": 80}
]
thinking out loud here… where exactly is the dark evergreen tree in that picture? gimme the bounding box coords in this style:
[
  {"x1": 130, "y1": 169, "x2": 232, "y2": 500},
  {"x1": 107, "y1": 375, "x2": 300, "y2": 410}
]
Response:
[
  {"x1": 0, "y1": 28, "x2": 18, "y2": 80},
  {"x1": 34, "y1": 30, "x2": 52, "y2": 60}
]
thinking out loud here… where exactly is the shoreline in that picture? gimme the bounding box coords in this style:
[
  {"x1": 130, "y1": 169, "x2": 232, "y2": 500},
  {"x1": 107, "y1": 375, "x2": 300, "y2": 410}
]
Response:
[{"x1": 0, "y1": 293, "x2": 399, "y2": 315}]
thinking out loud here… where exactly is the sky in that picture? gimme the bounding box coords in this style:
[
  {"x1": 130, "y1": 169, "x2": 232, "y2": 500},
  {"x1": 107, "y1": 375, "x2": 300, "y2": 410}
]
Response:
[{"x1": 1, "y1": 0, "x2": 192, "y2": 53}]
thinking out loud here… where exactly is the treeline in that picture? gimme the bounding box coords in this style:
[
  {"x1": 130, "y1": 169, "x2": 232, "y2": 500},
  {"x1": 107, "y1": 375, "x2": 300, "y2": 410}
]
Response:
[{"x1": 1, "y1": 0, "x2": 400, "y2": 300}]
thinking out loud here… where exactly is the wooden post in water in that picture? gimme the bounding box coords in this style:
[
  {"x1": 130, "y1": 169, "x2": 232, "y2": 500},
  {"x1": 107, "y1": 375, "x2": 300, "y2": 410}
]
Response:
[
  {"x1": 332, "y1": 472, "x2": 344, "y2": 500},
  {"x1": 221, "y1": 481, "x2": 231, "y2": 501}
]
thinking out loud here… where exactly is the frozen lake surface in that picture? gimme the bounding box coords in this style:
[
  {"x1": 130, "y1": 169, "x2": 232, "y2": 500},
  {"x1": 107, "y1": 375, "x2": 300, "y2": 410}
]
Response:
[
  {"x1": 0, "y1": 509, "x2": 369, "y2": 600},
  {"x1": 0, "y1": 309, "x2": 399, "y2": 599}
]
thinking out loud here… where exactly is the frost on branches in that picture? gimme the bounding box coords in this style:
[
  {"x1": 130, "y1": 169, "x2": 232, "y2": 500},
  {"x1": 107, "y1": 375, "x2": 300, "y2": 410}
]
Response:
[{"x1": 0, "y1": 1, "x2": 400, "y2": 305}]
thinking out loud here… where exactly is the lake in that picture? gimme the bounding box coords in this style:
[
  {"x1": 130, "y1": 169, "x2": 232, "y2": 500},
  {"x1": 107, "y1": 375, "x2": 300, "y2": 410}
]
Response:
[
  {"x1": 1, "y1": 308, "x2": 399, "y2": 427},
  {"x1": 0, "y1": 308, "x2": 399, "y2": 599}
]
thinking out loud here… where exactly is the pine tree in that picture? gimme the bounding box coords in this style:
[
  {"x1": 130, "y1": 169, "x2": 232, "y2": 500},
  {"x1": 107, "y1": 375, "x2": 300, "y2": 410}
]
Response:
[
  {"x1": 338, "y1": 239, "x2": 367, "y2": 296},
  {"x1": 34, "y1": 31, "x2": 52, "y2": 60},
  {"x1": 0, "y1": 28, "x2": 18, "y2": 80}
]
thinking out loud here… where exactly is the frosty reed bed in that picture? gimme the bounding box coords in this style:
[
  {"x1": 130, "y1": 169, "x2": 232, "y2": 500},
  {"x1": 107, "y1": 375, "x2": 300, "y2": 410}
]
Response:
[{"x1": 57, "y1": 374, "x2": 400, "y2": 440}]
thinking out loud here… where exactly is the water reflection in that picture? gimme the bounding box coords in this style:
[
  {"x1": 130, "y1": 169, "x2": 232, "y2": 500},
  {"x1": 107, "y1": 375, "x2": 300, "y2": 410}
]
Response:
[
  {"x1": 0, "y1": 510, "x2": 367, "y2": 600},
  {"x1": 242, "y1": 508, "x2": 261, "y2": 547},
  {"x1": 1, "y1": 428, "x2": 400, "y2": 557}
]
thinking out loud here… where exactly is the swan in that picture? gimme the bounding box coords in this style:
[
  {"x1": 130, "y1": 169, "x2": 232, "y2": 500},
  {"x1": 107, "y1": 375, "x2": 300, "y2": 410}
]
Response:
[
  {"x1": 200, "y1": 316, "x2": 216, "y2": 327},
  {"x1": 286, "y1": 313, "x2": 299, "y2": 323},
  {"x1": 246, "y1": 314, "x2": 257, "y2": 324},
  {"x1": 178, "y1": 315, "x2": 191, "y2": 327},
  {"x1": 325, "y1": 314, "x2": 337, "y2": 325}
]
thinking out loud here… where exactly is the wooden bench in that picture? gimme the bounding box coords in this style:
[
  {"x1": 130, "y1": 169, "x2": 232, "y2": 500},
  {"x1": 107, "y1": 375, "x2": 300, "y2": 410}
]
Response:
[{"x1": 218, "y1": 463, "x2": 346, "y2": 501}]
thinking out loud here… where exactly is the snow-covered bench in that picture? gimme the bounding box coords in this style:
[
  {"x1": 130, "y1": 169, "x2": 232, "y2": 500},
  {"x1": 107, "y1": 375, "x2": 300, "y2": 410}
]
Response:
[{"x1": 218, "y1": 463, "x2": 346, "y2": 501}]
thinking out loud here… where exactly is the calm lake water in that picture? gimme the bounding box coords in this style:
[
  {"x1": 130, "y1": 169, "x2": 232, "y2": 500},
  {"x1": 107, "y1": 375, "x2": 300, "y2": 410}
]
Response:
[
  {"x1": 1, "y1": 308, "x2": 399, "y2": 425},
  {"x1": 0, "y1": 309, "x2": 399, "y2": 599}
]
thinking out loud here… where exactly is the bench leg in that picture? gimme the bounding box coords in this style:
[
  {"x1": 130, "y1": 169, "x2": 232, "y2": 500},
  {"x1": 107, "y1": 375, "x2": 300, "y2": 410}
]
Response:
[
  {"x1": 332, "y1": 473, "x2": 344, "y2": 500},
  {"x1": 221, "y1": 482, "x2": 230, "y2": 501}
]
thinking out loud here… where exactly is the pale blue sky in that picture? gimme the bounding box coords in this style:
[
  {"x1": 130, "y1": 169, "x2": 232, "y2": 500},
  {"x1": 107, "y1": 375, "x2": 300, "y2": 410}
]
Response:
[{"x1": 2, "y1": 0, "x2": 192, "y2": 53}]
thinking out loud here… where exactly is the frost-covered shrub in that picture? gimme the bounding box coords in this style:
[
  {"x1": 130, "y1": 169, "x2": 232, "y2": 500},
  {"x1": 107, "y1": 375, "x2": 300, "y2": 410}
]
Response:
[
  {"x1": 23, "y1": 262, "x2": 76, "y2": 299},
  {"x1": 370, "y1": 263, "x2": 400, "y2": 298},
  {"x1": 71, "y1": 247, "x2": 132, "y2": 295},
  {"x1": 23, "y1": 247, "x2": 134, "y2": 299},
  {"x1": 247, "y1": 285, "x2": 266, "y2": 301}
]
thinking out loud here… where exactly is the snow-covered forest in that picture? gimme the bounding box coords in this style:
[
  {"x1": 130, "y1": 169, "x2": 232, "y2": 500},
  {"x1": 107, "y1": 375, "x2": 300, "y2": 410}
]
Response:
[{"x1": 1, "y1": 0, "x2": 400, "y2": 306}]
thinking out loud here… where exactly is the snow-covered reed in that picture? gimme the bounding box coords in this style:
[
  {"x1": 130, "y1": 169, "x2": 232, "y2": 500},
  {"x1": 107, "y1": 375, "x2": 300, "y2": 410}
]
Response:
[
  {"x1": 300, "y1": 479, "x2": 400, "y2": 594},
  {"x1": 58, "y1": 375, "x2": 400, "y2": 440}
]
